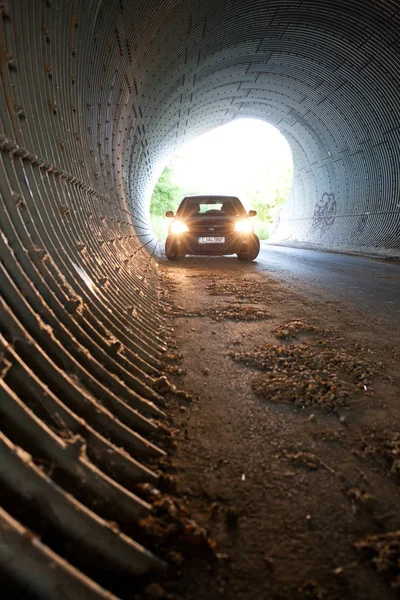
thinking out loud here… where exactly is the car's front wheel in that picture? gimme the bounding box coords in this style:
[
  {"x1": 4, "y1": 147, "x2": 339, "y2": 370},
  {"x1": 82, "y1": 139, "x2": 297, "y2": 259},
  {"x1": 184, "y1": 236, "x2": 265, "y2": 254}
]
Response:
[
  {"x1": 165, "y1": 235, "x2": 185, "y2": 261},
  {"x1": 236, "y1": 233, "x2": 260, "y2": 261}
]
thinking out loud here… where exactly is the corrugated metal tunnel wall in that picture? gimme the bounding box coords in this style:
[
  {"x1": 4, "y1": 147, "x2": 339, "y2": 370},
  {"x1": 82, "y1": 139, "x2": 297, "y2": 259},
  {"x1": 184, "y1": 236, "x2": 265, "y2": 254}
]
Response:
[{"x1": 0, "y1": 0, "x2": 399, "y2": 597}]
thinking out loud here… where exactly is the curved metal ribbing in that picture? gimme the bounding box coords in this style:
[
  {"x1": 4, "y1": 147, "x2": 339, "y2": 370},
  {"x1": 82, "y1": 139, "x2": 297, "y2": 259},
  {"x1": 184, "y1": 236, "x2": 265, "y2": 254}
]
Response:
[
  {"x1": 0, "y1": 0, "x2": 399, "y2": 597},
  {"x1": 0, "y1": 1, "x2": 168, "y2": 596}
]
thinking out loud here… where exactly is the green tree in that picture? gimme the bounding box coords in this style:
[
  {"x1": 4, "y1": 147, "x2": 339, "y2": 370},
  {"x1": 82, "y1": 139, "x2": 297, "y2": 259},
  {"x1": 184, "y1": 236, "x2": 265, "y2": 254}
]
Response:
[
  {"x1": 247, "y1": 167, "x2": 293, "y2": 238},
  {"x1": 150, "y1": 166, "x2": 184, "y2": 216},
  {"x1": 150, "y1": 164, "x2": 202, "y2": 240}
]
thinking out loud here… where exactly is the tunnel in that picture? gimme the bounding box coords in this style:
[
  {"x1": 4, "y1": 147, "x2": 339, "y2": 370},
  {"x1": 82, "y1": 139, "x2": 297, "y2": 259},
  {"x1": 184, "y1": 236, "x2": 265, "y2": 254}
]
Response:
[{"x1": 0, "y1": 0, "x2": 399, "y2": 598}]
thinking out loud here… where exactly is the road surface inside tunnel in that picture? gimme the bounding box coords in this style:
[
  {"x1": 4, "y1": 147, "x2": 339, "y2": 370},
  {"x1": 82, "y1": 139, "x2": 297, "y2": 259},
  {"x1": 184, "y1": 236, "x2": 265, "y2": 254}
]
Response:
[
  {"x1": 259, "y1": 245, "x2": 400, "y2": 325},
  {"x1": 157, "y1": 245, "x2": 400, "y2": 600}
]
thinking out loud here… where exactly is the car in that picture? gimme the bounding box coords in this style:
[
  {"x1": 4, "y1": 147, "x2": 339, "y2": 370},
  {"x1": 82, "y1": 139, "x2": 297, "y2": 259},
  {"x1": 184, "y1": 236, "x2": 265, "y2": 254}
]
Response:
[{"x1": 164, "y1": 195, "x2": 260, "y2": 261}]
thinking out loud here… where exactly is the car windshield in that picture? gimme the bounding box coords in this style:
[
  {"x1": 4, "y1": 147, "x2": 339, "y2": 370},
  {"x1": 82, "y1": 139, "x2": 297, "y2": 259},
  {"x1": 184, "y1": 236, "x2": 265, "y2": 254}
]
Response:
[{"x1": 177, "y1": 197, "x2": 245, "y2": 217}]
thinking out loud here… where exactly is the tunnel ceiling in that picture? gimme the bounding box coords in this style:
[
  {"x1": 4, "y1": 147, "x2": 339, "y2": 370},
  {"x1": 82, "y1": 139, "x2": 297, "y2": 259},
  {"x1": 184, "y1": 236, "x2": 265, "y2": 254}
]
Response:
[{"x1": 0, "y1": 0, "x2": 400, "y2": 597}]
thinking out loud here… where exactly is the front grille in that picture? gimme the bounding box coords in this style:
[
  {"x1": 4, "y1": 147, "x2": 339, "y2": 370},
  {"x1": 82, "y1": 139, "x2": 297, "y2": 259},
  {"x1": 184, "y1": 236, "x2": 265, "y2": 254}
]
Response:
[{"x1": 186, "y1": 221, "x2": 235, "y2": 236}]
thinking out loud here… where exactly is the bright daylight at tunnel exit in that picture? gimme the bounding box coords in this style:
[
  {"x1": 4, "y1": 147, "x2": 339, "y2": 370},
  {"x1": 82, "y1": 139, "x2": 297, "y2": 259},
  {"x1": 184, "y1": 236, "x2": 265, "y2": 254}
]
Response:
[
  {"x1": 149, "y1": 119, "x2": 293, "y2": 249},
  {"x1": 0, "y1": 1, "x2": 399, "y2": 600}
]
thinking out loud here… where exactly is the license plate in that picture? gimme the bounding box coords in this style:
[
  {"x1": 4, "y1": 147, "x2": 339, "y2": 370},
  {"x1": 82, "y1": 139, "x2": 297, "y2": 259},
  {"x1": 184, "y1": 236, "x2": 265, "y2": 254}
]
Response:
[{"x1": 198, "y1": 236, "x2": 225, "y2": 244}]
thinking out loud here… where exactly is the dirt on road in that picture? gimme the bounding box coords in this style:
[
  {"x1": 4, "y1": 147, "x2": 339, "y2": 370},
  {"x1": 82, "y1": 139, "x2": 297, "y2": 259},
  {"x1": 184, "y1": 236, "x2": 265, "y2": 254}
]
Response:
[{"x1": 145, "y1": 255, "x2": 400, "y2": 600}]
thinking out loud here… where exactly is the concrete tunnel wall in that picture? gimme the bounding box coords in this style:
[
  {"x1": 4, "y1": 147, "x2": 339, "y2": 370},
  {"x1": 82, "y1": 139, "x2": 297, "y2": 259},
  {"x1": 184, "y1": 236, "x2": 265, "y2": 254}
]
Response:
[{"x1": 0, "y1": 0, "x2": 400, "y2": 596}]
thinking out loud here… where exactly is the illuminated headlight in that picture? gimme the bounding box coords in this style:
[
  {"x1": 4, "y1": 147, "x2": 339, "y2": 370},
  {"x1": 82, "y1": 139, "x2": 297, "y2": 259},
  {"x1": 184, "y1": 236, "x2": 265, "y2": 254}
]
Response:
[
  {"x1": 170, "y1": 220, "x2": 189, "y2": 234},
  {"x1": 234, "y1": 219, "x2": 253, "y2": 233}
]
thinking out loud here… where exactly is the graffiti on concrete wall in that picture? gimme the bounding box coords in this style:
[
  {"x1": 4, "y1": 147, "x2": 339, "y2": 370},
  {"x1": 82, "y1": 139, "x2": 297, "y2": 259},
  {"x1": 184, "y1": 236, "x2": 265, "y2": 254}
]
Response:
[{"x1": 310, "y1": 193, "x2": 337, "y2": 237}]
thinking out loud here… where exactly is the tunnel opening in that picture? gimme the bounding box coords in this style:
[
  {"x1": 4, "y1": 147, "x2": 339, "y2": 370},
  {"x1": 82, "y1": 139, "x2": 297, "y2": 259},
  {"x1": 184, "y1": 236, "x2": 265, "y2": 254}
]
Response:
[{"x1": 149, "y1": 118, "x2": 293, "y2": 245}]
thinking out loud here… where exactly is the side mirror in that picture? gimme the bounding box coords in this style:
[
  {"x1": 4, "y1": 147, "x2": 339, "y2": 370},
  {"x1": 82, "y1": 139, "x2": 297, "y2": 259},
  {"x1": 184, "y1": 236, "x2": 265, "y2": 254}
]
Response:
[
  {"x1": 248, "y1": 210, "x2": 257, "y2": 217},
  {"x1": 165, "y1": 210, "x2": 175, "y2": 218}
]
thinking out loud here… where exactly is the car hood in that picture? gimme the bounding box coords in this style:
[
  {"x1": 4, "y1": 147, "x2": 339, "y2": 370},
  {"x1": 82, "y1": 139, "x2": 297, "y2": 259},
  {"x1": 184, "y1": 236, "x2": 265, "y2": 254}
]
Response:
[{"x1": 183, "y1": 215, "x2": 241, "y2": 227}]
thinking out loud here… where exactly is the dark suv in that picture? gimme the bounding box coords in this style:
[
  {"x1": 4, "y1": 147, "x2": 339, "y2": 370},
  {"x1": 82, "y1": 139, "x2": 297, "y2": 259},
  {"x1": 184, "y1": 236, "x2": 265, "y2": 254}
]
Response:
[{"x1": 165, "y1": 195, "x2": 260, "y2": 261}]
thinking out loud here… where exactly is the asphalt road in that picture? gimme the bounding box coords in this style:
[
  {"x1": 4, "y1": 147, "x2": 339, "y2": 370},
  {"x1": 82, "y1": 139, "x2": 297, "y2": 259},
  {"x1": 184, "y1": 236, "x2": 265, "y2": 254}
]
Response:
[
  {"x1": 161, "y1": 241, "x2": 400, "y2": 325},
  {"x1": 161, "y1": 245, "x2": 400, "y2": 600},
  {"x1": 257, "y1": 244, "x2": 400, "y2": 324}
]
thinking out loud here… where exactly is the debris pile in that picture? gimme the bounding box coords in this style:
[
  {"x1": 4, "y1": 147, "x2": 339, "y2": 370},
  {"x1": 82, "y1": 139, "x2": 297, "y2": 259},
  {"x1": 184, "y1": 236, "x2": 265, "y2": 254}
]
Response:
[
  {"x1": 355, "y1": 531, "x2": 400, "y2": 589},
  {"x1": 206, "y1": 278, "x2": 271, "y2": 303},
  {"x1": 163, "y1": 365, "x2": 186, "y2": 376},
  {"x1": 153, "y1": 376, "x2": 193, "y2": 401},
  {"x1": 273, "y1": 320, "x2": 326, "y2": 340},
  {"x1": 358, "y1": 432, "x2": 400, "y2": 481},
  {"x1": 382, "y1": 434, "x2": 400, "y2": 478},
  {"x1": 284, "y1": 450, "x2": 335, "y2": 474},
  {"x1": 209, "y1": 303, "x2": 272, "y2": 322},
  {"x1": 138, "y1": 490, "x2": 217, "y2": 562},
  {"x1": 230, "y1": 341, "x2": 373, "y2": 411}
]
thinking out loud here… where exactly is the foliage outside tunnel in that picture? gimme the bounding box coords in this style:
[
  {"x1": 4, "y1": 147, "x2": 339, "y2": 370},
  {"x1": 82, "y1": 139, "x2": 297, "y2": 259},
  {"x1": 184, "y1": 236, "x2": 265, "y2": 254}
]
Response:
[{"x1": 150, "y1": 162, "x2": 293, "y2": 241}]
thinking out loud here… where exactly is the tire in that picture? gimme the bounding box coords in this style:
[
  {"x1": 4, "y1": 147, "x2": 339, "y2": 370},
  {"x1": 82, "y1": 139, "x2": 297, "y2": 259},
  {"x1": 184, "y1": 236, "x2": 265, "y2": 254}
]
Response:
[
  {"x1": 236, "y1": 234, "x2": 260, "y2": 261},
  {"x1": 165, "y1": 235, "x2": 185, "y2": 261}
]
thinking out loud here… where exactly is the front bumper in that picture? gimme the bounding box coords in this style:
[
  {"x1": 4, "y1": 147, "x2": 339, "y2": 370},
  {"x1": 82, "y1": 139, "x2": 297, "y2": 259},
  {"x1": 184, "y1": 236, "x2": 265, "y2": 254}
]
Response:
[{"x1": 167, "y1": 232, "x2": 253, "y2": 255}]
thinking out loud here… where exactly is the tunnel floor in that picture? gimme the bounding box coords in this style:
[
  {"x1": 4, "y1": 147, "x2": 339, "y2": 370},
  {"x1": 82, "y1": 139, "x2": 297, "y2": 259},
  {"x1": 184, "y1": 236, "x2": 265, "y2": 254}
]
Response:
[{"x1": 157, "y1": 248, "x2": 400, "y2": 600}]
